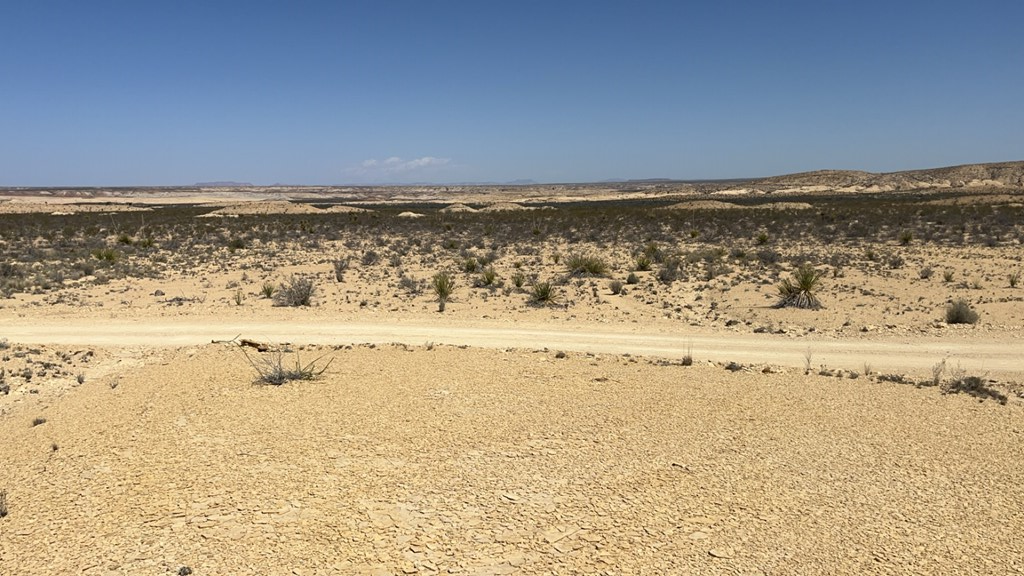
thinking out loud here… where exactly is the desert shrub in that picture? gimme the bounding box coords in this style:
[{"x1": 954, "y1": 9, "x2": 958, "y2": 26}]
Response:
[
  {"x1": 756, "y1": 249, "x2": 781, "y2": 265},
  {"x1": 462, "y1": 258, "x2": 479, "y2": 273},
  {"x1": 431, "y1": 271, "x2": 456, "y2": 312},
  {"x1": 0, "y1": 489, "x2": 6, "y2": 518},
  {"x1": 656, "y1": 256, "x2": 683, "y2": 284},
  {"x1": 755, "y1": 232, "x2": 769, "y2": 245},
  {"x1": 945, "y1": 299, "x2": 978, "y2": 324},
  {"x1": 332, "y1": 258, "x2": 350, "y2": 282},
  {"x1": 776, "y1": 264, "x2": 823, "y2": 309},
  {"x1": 0, "y1": 263, "x2": 21, "y2": 278},
  {"x1": 634, "y1": 254, "x2": 652, "y2": 272},
  {"x1": 398, "y1": 275, "x2": 422, "y2": 295},
  {"x1": 511, "y1": 271, "x2": 526, "y2": 288},
  {"x1": 242, "y1": 347, "x2": 333, "y2": 386},
  {"x1": 609, "y1": 279, "x2": 624, "y2": 294},
  {"x1": 274, "y1": 276, "x2": 315, "y2": 307},
  {"x1": 227, "y1": 237, "x2": 246, "y2": 251},
  {"x1": 91, "y1": 248, "x2": 119, "y2": 262},
  {"x1": 919, "y1": 266, "x2": 934, "y2": 280},
  {"x1": 117, "y1": 232, "x2": 134, "y2": 245},
  {"x1": 1009, "y1": 271, "x2": 1020, "y2": 288},
  {"x1": 531, "y1": 281, "x2": 558, "y2": 304},
  {"x1": 260, "y1": 282, "x2": 277, "y2": 299},
  {"x1": 475, "y1": 267, "x2": 497, "y2": 287},
  {"x1": 888, "y1": 254, "x2": 904, "y2": 269},
  {"x1": 942, "y1": 269, "x2": 955, "y2": 283},
  {"x1": 566, "y1": 253, "x2": 609, "y2": 276},
  {"x1": 626, "y1": 272, "x2": 639, "y2": 284},
  {"x1": 361, "y1": 250, "x2": 380, "y2": 266},
  {"x1": 941, "y1": 372, "x2": 1007, "y2": 404},
  {"x1": 898, "y1": 230, "x2": 913, "y2": 246}
]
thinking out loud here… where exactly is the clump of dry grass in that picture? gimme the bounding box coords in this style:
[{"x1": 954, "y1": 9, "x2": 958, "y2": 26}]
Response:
[{"x1": 241, "y1": 346, "x2": 333, "y2": 386}]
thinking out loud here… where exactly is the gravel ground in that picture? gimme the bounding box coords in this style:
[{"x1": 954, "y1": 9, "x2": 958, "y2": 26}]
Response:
[{"x1": 1, "y1": 343, "x2": 1022, "y2": 575}]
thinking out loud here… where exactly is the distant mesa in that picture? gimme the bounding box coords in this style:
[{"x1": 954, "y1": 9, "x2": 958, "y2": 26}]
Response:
[
  {"x1": 505, "y1": 179, "x2": 537, "y2": 185},
  {"x1": 199, "y1": 200, "x2": 322, "y2": 216},
  {"x1": 439, "y1": 203, "x2": 478, "y2": 213},
  {"x1": 195, "y1": 181, "x2": 254, "y2": 187},
  {"x1": 478, "y1": 202, "x2": 534, "y2": 212}
]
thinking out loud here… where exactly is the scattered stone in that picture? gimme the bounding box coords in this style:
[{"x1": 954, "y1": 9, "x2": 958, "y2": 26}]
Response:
[{"x1": 709, "y1": 548, "x2": 734, "y2": 559}]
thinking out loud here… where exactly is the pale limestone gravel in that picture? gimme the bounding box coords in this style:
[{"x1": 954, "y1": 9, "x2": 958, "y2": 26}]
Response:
[{"x1": 1, "y1": 344, "x2": 1022, "y2": 575}]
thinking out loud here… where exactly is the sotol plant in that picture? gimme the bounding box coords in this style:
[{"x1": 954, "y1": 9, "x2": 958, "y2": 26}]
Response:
[{"x1": 776, "y1": 264, "x2": 823, "y2": 309}]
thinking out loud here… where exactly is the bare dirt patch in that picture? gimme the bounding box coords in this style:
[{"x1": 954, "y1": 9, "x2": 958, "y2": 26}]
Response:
[{"x1": 1, "y1": 344, "x2": 1022, "y2": 575}]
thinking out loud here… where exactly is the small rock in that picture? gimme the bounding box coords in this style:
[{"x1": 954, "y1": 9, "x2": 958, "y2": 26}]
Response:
[{"x1": 709, "y1": 548, "x2": 734, "y2": 559}]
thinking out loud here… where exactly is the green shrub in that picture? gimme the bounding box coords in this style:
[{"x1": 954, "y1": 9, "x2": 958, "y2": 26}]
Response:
[
  {"x1": 531, "y1": 281, "x2": 557, "y2": 304},
  {"x1": 634, "y1": 254, "x2": 652, "y2": 272},
  {"x1": 476, "y1": 267, "x2": 497, "y2": 287},
  {"x1": 898, "y1": 230, "x2": 913, "y2": 246},
  {"x1": 91, "y1": 248, "x2": 119, "y2": 262},
  {"x1": 566, "y1": 253, "x2": 609, "y2": 276},
  {"x1": 945, "y1": 299, "x2": 978, "y2": 324},
  {"x1": 462, "y1": 258, "x2": 479, "y2": 273},
  {"x1": 511, "y1": 271, "x2": 526, "y2": 289},
  {"x1": 260, "y1": 282, "x2": 277, "y2": 299},
  {"x1": 431, "y1": 272, "x2": 456, "y2": 312},
  {"x1": 776, "y1": 264, "x2": 823, "y2": 309}
]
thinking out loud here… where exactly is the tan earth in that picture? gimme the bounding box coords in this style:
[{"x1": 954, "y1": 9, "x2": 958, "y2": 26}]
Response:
[{"x1": 2, "y1": 165, "x2": 1024, "y2": 575}]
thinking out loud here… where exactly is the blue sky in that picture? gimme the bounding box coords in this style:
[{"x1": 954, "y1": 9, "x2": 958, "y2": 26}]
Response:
[{"x1": 2, "y1": 1, "x2": 1022, "y2": 185}]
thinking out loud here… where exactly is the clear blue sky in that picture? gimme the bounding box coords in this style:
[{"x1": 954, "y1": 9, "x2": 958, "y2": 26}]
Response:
[{"x1": 2, "y1": 1, "x2": 1022, "y2": 186}]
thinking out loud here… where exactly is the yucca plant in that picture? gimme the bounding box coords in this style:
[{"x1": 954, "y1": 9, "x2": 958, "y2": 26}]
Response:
[
  {"x1": 431, "y1": 271, "x2": 456, "y2": 312},
  {"x1": 776, "y1": 264, "x2": 823, "y2": 309}
]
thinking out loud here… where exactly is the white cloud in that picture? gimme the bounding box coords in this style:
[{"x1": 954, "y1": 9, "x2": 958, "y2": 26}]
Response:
[{"x1": 346, "y1": 156, "x2": 451, "y2": 179}]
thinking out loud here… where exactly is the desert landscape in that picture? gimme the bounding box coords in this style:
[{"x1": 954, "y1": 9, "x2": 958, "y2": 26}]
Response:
[{"x1": 2, "y1": 161, "x2": 1024, "y2": 575}]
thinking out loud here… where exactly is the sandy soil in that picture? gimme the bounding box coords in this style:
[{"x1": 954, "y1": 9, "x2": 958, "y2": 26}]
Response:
[
  {"x1": 2, "y1": 344, "x2": 1023, "y2": 575},
  {"x1": 2, "y1": 183, "x2": 1023, "y2": 574}
]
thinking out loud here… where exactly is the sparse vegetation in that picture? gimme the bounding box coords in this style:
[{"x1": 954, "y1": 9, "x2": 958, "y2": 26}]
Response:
[
  {"x1": 431, "y1": 272, "x2": 456, "y2": 312},
  {"x1": 608, "y1": 279, "x2": 624, "y2": 294},
  {"x1": 241, "y1": 346, "x2": 333, "y2": 386},
  {"x1": 776, "y1": 264, "x2": 823, "y2": 309},
  {"x1": 945, "y1": 299, "x2": 979, "y2": 324},
  {"x1": 530, "y1": 281, "x2": 557, "y2": 304},
  {"x1": 566, "y1": 253, "x2": 609, "y2": 277},
  {"x1": 1010, "y1": 271, "x2": 1020, "y2": 288},
  {"x1": 274, "y1": 276, "x2": 315, "y2": 307},
  {"x1": 333, "y1": 258, "x2": 350, "y2": 282},
  {"x1": 260, "y1": 282, "x2": 277, "y2": 299}
]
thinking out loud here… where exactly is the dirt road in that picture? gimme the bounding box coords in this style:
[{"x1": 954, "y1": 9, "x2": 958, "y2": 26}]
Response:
[{"x1": 4, "y1": 319, "x2": 1019, "y2": 378}]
